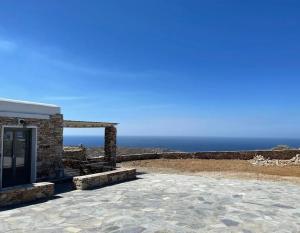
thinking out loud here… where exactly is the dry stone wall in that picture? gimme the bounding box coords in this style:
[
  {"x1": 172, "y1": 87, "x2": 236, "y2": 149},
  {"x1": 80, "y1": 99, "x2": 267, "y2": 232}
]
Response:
[
  {"x1": 62, "y1": 147, "x2": 300, "y2": 163},
  {"x1": 73, "y1": 168, "x2": 136, "y2": 190},
  {"x1": 0, "y1": 182, "x2": 54, "y2": 207},
  {"x1": 116, "y1": 150, "x2": 300, "y2": 162},
  {"x1": 63, "y1": 147, "x2": 86, "y2": 160}
]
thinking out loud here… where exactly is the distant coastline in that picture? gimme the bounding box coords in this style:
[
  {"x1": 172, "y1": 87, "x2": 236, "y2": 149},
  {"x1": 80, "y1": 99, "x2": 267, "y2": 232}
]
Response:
[{"x1": 64, "y1": 135, "x2": 300, "y2": 152}]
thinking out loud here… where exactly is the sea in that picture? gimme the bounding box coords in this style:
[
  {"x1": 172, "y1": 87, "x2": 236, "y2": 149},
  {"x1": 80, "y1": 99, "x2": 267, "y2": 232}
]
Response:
[{"x1": 64, "y1": 136, "x2": 300, "y2": 152}]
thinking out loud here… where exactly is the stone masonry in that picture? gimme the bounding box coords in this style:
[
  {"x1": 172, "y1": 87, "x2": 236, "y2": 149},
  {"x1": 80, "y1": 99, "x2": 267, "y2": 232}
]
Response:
[
  {"x1": 104, "y1": 126, "x2": 117, "y2": 167},
  {"x1": 73, "y1": 168, "x2": 136, "y2": 190},
  {"x1": 116, "y1": 150, "x2": 300, "y2": 162},
  {"x1": 0, "y1": 114, "x2": 64, "y2": 181},
  {"x1": 0, "y1": 182, "x2": 54, "y2": 207}
]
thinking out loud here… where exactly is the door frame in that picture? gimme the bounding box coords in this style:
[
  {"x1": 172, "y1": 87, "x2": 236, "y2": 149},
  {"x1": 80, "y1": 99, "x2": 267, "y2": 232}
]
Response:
[{"x1": 0, "y1": 125, "x2": 37, "y2": 190}]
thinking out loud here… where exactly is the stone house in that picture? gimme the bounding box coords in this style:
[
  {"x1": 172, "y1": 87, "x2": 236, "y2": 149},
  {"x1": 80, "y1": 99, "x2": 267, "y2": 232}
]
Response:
[{"x1": 0, "y1": 99, "x2": 117, "y2": 190}]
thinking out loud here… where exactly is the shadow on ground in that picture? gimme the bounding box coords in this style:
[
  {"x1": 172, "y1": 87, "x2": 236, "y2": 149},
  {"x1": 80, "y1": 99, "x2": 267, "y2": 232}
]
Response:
[
  {"x1": 0, "y1": 195, "x2": 62, "y2": 211},
  {"x1": 0, "y1": 181, "x2": 74, "y2": 211},
  {"x1": 0, "y1": 174, "x2": 142, "y2": 210}
]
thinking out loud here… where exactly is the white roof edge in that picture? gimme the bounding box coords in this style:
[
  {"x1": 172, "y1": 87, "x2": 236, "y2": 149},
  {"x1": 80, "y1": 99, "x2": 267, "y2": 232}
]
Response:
[
  {"x1": 0, "y1": 98, "x2": 59, "y2": 108},
  {"x1": 0, "y1": 112, "x2": 50, "y2": 119},
  {"x1": 0, "y1": 98, "x2": 61, "y2": 116}
]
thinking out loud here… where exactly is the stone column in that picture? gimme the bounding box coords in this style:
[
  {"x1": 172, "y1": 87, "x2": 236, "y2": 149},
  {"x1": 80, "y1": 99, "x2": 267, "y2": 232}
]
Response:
[
  {"x1": 104, "y1": 126, "x2": 117, "y2": 167},
  {"x1": 49, "y1": 114, "x2": 64, "y2": 178}
]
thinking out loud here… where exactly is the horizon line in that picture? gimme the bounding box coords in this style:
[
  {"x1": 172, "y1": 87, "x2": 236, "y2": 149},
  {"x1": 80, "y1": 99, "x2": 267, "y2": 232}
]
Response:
[{"x1": 63, "y1": 135, "x2": 300, "y2": 140}]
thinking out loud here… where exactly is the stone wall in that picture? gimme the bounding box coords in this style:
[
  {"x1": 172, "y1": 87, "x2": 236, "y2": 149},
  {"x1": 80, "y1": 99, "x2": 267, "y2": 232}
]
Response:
[
  {"x1": 0, "y1": 114, "x2": 64, "y2": 181},
  {"x1": 116, "y1": 150, "x2": 300, "y2": 162},
  {"x1": 63, "y1": 147, "x2": 86, "y2": 160},
  {"x1": 62, "y1": 147, "x2": 110, "y2": 177},
  {"x1": 61, "y1": 147, "x2": 300, "y2": 163},
  {"x1": 73, "y1": 168, "x2": 136, "y2": 190},
  {"x1": 117, "y1": 153, "x2": 160, "y2": 162},
  {"x1": 0, "y1": 182, "x2": 54, "y2": 207}
]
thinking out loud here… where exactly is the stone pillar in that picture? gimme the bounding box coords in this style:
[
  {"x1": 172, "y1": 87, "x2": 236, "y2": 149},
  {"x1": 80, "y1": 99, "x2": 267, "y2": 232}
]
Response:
[
  {"x1": 104, "y1": 126, "x2": 117, "y2": 167},
  {"x1": 48, "y1": 114, "x2": 64, "y2": 179}
]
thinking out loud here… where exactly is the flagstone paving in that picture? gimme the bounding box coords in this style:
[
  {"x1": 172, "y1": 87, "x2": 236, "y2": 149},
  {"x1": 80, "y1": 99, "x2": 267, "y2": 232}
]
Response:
[{"x1": 1, "y1": 173, "x2": 300, "y2": 232}]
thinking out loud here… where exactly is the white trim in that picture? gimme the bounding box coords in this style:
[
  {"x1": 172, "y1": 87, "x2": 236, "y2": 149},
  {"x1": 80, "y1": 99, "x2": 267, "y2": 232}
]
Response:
[
  {"x1": 0, "y1": 125, "x2": 38, "y2": 190},
  {"x1": 0, "y1": 98, "x2": 59, "y2": 107},
  {"x1": 0, "y1": 112, "x2": 50, "y2": 119},
  {"x1": 0, "y1": 98, "x2": 61, "y2": 116},
  {"x1": 31, "y1": 128, "x2": 37, "y2": 183}
]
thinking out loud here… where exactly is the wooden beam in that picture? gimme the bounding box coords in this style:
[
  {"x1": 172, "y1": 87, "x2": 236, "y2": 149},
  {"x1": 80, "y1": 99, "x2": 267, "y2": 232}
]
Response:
[{"x1": 63, "y1": 120, "x2": 118, "y2": 128}]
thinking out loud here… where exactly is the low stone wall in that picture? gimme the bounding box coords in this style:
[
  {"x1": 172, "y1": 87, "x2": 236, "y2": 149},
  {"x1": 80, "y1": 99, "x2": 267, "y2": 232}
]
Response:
[
  {"x1": 63, "y1": 147, "x2": 87, "y2": 160},
  {"x1": 117, "y1": 153, "x2": 160, "y2": 162},
  {"x1": 63, "y1": 158, "x2": 111, "y2": 177},
  {"x1": 73, "y1": 168, "x2": 136, "y2": 190},
  {"x1": 116, "y1": 150, "x2": 300, "y2": 162},
  {"x1": 0, "y1": 182, "x2": 54, "y2": 207}
]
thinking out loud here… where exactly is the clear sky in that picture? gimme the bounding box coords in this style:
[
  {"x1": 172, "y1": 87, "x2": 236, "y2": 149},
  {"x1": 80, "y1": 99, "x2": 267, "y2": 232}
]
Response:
[{"x1": 0, "y1": 1, "x2": 299, "y2": 137}]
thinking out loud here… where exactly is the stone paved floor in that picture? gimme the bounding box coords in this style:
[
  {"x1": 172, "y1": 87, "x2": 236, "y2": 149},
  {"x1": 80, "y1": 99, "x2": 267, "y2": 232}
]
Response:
[{"x1": 1, "y1": 173, "x2": 300, "y2": 233}]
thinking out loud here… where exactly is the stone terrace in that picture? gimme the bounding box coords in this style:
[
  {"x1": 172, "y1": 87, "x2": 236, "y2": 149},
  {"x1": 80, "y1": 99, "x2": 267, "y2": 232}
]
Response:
[{"x1": 1, "y1": 173, "x2": 300, "y2": 232}]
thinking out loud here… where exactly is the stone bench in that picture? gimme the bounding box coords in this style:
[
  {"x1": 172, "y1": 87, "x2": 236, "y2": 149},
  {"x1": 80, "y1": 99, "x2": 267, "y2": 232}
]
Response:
[
  {"x1": 73, "y1": 168, "x2": 136, "y2": 190},
  {"x1": 0, "y1": 182, "x2": 54, "y2": 207}
]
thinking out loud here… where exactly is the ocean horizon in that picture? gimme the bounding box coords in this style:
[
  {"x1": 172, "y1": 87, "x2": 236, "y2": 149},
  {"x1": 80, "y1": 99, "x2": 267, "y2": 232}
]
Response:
[{"x1": 64, "y1": 135, "x2": 300, "y2": 152}]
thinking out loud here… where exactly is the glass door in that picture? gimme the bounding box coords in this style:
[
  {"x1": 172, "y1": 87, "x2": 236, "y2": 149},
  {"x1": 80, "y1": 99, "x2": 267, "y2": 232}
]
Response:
[{"x1": 2, "y1": 128, "x2": 31, "y2": 188}]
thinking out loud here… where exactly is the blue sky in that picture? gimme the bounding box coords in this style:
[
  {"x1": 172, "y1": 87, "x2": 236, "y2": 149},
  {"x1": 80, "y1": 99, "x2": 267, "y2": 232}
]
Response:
[{"x1": 0, "y1": 1, "x2": 299, "y2": 137}]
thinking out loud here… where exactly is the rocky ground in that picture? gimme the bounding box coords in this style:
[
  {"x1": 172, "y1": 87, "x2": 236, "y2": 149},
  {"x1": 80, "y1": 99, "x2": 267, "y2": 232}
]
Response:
[
  {"x1": 121, "y1": 158, "x2": 300, "y2": 181},
  {"x1": 249, "y1": 154, "x2": 300, "y2": 166}
]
